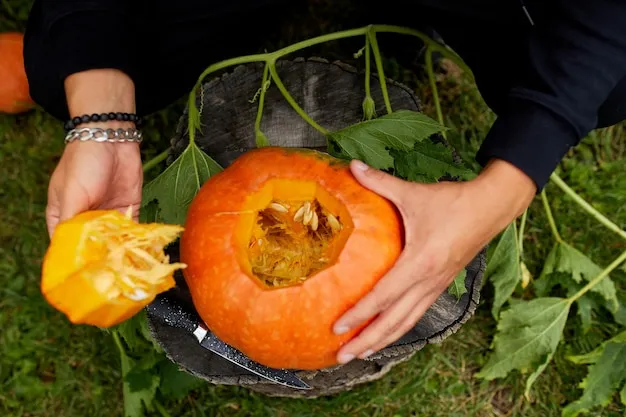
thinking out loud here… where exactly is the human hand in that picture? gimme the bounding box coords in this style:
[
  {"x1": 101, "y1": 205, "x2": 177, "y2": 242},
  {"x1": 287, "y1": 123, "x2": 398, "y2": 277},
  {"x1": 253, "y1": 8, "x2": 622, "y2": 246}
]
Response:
[
  {"x1": 45, "y1": 68, "x2": 141, "y2": 237},
  {"x1": 46, "y1": 140, "x2": 143, "y2": 237},
  {"x1": 332, "y1": 158, "x2": 536, "y2": 364}
]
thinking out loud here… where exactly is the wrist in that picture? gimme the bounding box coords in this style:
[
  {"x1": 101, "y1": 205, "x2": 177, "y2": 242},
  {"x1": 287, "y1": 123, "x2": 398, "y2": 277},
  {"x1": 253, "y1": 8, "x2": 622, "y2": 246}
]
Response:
[{"x1": 468, "y1": 158, "x2": 536, "y2": 227}]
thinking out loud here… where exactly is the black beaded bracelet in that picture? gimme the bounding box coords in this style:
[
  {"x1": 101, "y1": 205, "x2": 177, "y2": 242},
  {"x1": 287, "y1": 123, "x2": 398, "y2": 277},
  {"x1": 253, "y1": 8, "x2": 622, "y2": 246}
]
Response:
[{"x1": 64, "y1": 112, "x2": 143, "y2": 131}]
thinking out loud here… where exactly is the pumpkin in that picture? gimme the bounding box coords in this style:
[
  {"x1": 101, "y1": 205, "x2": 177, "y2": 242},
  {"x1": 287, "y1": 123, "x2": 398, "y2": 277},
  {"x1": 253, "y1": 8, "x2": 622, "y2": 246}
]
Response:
[
  {"x1": 0, "y1": 32, "x2": 34, "y2": 114},
  {"x1": 180, "y1": 147, "x2": 403, "y2": 370},
  {"x1": 41, "y1": 209, "x2": 186, "y2": 328}
]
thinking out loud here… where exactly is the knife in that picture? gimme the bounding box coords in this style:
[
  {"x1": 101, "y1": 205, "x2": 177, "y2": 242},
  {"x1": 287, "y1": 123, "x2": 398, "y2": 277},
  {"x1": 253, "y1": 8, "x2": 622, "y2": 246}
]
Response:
[{"x1": 145, "y1": 293, "x2": 310, "y2": 390}]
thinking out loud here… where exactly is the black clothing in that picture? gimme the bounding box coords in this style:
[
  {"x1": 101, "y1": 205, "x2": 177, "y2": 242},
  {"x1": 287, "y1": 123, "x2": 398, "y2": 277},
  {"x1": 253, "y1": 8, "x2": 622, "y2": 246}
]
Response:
[{"x1": 24, "y1": 0, "x2": 626, "y2": 189}]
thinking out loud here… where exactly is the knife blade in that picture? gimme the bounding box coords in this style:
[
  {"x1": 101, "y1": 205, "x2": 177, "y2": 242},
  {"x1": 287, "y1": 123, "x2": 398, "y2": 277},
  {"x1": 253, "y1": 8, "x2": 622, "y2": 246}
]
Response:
[{"x1": 145, "y1": 293, "x2": 310, "y2": 390}]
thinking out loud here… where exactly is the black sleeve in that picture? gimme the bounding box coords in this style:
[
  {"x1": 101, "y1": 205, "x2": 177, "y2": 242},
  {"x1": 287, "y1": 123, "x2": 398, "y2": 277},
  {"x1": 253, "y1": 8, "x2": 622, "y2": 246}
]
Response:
[
  {"x1": 36, "y1": 0, "x2": 139, "y2": 83},
  {"x1": 475, "y1": 0, "x2": 626, "y2": 190}
]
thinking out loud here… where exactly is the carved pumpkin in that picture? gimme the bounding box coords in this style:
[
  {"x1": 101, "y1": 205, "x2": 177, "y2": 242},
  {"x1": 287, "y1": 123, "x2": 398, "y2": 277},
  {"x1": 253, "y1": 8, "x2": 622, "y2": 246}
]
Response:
[
  {"x1": 41, "y1": 209, "x2": 185, "y2": 327},
  {"x1": 180, "y1": 147, "x2": 403, "y2": 370},
  {"x1": 0, "y1": 32, "x2": 34, "y2": 114}
]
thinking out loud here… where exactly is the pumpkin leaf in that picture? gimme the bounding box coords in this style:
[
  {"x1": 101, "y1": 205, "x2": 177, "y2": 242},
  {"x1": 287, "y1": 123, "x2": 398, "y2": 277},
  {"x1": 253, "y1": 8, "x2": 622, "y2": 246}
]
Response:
[
  {"x1": 141, "y1": 143, "x2": 223, "y2": 225},
  {"x1": 448, "y1": 269, "x2": 467, "y2": 300},
  {"x1": 567, "y1": 330, "x2": 626, "y2": 365},
  {"x1": 158, "y1": 360, "x2": 204, "y2": 399},
  {"x1": 326, "y1": 110, "x2": 446, "y2": 170},
  {"x1": 562, "y1": 339, "x2": 626, "y2": 417},
  {"x1": 113, "y1": 333, "x2": 159, "y2": 417},
  {"x1": 476, "y1": 297, "x2": 571, "y2": 396},
  {"x1": 390, "y1": 141, "x2": 476, "y2": 183},
  {"x1": 485, "y1": 223, "x2": 523, "y2": 318},
  {"x1": 537, "y1": 242, "x2": 619, "y2": 321}
]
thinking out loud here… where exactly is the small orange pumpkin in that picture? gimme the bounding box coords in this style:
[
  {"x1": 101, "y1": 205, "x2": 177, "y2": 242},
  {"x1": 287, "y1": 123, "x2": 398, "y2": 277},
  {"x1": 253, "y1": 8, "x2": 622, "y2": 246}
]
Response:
[
  {"x1": 0, "y1": 32, "x2": 35, "y2": 114},
  {"x1": 180, "y1": 147, "x2": 403, "y2": 370},
  {"x1": 41, "y1": 209, "x2": 186, "y2": 328}
]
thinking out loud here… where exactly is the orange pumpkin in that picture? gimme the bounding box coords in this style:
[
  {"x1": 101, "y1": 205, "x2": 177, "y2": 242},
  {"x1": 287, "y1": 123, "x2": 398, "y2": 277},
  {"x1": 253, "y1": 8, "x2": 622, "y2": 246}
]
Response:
[
  {"x1": 180, "y1": 147, "x2": 403, "y2": 370},
  {"x1": 0, "y1": 32, "x2": 34, "y2": 114},
  {"x1": 41, "y1": 209, "x2": 186, "y2": 328}
]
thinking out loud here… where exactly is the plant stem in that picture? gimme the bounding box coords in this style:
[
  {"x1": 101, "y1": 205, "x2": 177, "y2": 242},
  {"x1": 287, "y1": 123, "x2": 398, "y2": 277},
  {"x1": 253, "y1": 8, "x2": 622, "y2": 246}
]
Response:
[
  {"x1": 367, "y1": 27, "x2": 393, "y2": 114},
  {"x1": 254, "y1": 63, "x2": 271, "y2": 147},
  {"x1": 518, "y1": 209, "x2": 528, "y2": 256},
  {"x1": 425, "y1": 46, "x2": 446, "y2": 138},
  {"x1": 569, "y1": 249, "x2": 626, "y2": 304},
  {"x1": 550, "y1": 173, "x2": 626, "y2": 241},
  {"x1": 373, "y1": 25, "x2": 473, "y2": 76},
  {"x1": 142, "y1": 150, "x2": 169, "y2": 173},
  {"x1": 268, "y1": 62, "x2": 329, "y2": 135},
  {"x1": 541, "y1": 190, "x2": 563, "y2": 243},
  {"x1": 364, "y1": 35, "x2": 372, "y2": 99},
  {"x1": 154, "y1": 400, "x2": 173, "y2": 417}
]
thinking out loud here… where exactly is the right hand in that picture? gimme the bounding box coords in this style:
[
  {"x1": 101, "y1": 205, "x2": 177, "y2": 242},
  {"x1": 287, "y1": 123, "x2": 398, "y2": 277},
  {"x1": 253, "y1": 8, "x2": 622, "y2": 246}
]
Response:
[
  {"x1": 46, "y1": 68, "x2": 141, "y2": 237},
  {"x1": 46, "y1": 140, "x2": 143, "y2": 237}
]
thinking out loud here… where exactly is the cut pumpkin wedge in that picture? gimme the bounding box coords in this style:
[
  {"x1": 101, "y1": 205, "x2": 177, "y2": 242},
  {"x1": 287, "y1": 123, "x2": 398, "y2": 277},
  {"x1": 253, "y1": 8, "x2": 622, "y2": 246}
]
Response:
[{"x1": 41, "y1": 208, "x2": 186, "y2": 328}]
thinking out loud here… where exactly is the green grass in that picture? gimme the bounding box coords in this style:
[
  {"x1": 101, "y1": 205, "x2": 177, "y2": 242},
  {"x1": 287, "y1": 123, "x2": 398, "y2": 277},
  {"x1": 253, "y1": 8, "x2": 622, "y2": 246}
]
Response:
[{"x1": 1, "y1": 3, "x2": 625, "y2": 416}]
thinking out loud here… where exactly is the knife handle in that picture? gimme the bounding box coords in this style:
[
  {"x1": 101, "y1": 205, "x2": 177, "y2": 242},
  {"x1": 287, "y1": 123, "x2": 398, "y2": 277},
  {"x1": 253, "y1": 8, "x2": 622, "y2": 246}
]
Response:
[{"x1": 145, "y1": 293, "x2": 199, "y2": 333}]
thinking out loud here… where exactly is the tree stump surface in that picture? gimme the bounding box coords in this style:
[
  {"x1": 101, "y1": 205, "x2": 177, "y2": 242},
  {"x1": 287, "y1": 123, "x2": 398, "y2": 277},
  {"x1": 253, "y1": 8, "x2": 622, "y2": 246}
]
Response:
[{"x1": 147, "y1": 58, "x2": 486, "y2": 398}]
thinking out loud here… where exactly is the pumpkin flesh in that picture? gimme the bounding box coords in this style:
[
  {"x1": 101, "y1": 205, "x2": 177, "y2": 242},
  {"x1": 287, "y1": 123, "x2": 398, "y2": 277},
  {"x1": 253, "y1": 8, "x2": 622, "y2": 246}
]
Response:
[
  {"x1": 181, "y1": 148, "x2": 403, "y2": 370},
  {"x1": 41, "y1": 210, "x2": 186, "y2": 327}
]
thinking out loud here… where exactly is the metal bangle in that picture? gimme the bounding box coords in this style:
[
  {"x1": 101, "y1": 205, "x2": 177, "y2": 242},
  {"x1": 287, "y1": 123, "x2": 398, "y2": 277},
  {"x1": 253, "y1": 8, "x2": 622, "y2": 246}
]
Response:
[{"x1": 64, "y1": 127, "x2": 143, "y2": 144}]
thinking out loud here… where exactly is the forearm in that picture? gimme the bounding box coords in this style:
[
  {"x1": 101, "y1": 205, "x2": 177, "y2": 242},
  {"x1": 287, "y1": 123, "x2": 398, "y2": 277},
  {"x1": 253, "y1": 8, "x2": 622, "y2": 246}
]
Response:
[{"x1": 476, "y1": 0, "x2": 626, "y2": 190}]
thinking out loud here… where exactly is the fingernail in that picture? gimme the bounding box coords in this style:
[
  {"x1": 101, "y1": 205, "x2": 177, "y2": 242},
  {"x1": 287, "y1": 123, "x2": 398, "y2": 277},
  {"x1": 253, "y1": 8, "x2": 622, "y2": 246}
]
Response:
[
  {"x1": 353, "y1": 160, "x2": 369, "y2": 171},
  {"x1": 359, "y1": 349, "x2": 374, "y2": 359},
  {"x1": 334, "y1": 325, "x2": 350, "y2": 335},
  {"x1": 338, "y1": 353, "x2": 355, "y2": 364}
]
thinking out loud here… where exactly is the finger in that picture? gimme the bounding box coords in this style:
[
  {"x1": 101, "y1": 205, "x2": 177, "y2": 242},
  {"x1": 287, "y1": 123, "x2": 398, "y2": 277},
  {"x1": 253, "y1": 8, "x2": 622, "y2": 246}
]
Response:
[
  {"x1": 350, "y1": 160, "x2": 410, "y2": 206},
  {"x1": 365, "y1": 289, "x2": 441, "y2": 356},
  {"x1": 46, "y1": 203, "x2": 60, "y2": 238},
  {"x1": 336, "y1": 283, "x2": 424, "y2": 364},
  {"x1": 46, "y1": 183, "x2": 61, "y2": 238},
  {"x1": 333, "y1": 251, "x2": 419, "y2": 335}
]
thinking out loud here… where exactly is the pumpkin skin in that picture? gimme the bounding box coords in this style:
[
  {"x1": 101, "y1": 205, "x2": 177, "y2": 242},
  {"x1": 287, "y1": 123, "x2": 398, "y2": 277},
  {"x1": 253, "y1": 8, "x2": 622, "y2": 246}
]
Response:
[
  {"x1": 180, "y1": 147, "x2": 404, "y2": 370},
  {"x1": 0, "y1": 32, "x2": 34, "y2": 114},
  {"x1": 41, "y1": 210, "x2": 185, "y2": 328}
]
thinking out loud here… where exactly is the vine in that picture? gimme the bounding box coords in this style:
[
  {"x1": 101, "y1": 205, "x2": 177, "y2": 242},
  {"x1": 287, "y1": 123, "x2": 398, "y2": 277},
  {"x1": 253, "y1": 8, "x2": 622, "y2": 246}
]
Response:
[{"x1": 127, "y1": 24, "x2": 625, "y2": 417}]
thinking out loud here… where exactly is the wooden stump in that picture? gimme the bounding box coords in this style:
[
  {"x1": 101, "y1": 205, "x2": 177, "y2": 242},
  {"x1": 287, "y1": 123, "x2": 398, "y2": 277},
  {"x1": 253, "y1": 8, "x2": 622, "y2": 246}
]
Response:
[{"x1": 147, "y1": 58, "x2": 486, "y2": 398}]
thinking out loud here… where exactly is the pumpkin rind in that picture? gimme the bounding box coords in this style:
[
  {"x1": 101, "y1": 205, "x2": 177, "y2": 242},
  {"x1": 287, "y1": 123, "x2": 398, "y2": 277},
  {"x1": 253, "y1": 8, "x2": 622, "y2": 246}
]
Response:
[
  {"x1": 0, "y1": 32, "x2": 34, "y2": 114},
  {"x1": 181, "y1": 147, "x2": 403, "y2": 370}
]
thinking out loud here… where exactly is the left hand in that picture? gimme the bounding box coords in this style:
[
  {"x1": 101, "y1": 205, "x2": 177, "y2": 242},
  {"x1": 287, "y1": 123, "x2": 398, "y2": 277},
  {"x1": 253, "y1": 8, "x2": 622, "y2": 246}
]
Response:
[{"x1": 333, "y1": 158, "x2": 536, "y2": 364}]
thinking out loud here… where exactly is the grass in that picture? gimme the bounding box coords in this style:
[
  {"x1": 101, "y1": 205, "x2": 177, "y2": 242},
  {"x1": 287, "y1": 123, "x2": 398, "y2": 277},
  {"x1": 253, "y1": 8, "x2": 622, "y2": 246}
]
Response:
[{"x1": 1, "y1": 3, "x2": 625, "y2": 416}]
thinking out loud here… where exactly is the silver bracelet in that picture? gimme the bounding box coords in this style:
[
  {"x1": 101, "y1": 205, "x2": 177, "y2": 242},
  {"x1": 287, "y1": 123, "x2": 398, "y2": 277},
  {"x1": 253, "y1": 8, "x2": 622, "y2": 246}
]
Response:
[{"x1": 64, "y1": 127, "x2": 143, "y2": 144}]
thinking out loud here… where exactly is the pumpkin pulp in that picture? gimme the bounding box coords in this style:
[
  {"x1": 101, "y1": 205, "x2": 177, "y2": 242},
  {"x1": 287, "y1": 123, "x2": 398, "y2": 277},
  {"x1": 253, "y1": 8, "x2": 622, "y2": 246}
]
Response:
[
  {"x1": 41, "y1": 209, "x2": 186, "y2": 327},
  {"x1": 236, "y1": 179, "x2": 353, "y2": 289}
]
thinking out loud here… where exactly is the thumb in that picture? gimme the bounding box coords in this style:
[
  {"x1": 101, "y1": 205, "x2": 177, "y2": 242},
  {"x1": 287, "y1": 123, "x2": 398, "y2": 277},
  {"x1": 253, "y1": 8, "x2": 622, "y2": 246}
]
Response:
[
  {"x1": 350, "y1": 159, "x2": 407, "y2": 204},
  {"x1": 58, "y1": 182, "x2": 91, "y2": 224}
]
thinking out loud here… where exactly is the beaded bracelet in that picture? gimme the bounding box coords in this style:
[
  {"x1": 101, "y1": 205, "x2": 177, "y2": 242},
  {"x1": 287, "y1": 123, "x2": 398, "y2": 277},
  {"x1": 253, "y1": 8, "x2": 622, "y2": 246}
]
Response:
[{"x1": 64, "y1": 112, "x2": 143, "y2": 131}]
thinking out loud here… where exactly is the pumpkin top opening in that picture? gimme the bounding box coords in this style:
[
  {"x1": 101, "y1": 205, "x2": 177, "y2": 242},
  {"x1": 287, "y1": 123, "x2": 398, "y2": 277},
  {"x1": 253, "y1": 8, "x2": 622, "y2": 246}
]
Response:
[
  {"x1": 238, "y1": 179, "x2": 353, "y2": 289},
  {"x1": 76, "y1": 211, "x2": 186, "y2": 301}
]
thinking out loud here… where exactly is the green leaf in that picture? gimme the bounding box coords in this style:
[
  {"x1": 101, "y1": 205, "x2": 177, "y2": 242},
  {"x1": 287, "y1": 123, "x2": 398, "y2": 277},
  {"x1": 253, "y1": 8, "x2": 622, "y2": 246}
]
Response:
[
  {"x1": 158, "y1": 360, "x2": 205, "y2": 399},
  {"x1": 476, "y1": 297, "x2": 571, "y2": 394},
  {"x1": 567, "y1": 330, "x2": 626, "y2": 365},
  {"x1": 391, "y1": 141, "x2": 476, "y2": 183},
  {"x1": 562, "y1": 342, "x2": 626, "y2": 417},
  {"x1": 326, "y1": 110, "x2": 446, "y2": 170},
  {"x1": 448, "y1": 269, "x2": 467, "y2": 300},
  {"x1": 538, "y1": 242, "x2": 619, "y2": 315},
  {"x1": 114, "y1": 333, "x2": 159, "y2": 417},
  {"x1": 485, "y1": 222, "x2": 522, "y2": 318},
  {"x1": 141, "y1": 143, "x2": 223, "y2": 225}
]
